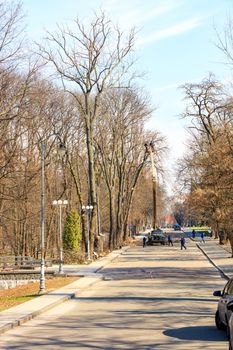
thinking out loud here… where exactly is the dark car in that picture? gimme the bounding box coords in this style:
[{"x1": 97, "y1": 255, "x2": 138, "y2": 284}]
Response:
[
  {"x1": 213, "y1": 277, "x2": 233, "y2": 331},
  {"x1": 226, "y1": 301, "x2": 233, "y2": 349},
  {"x1": 173, "y1": 224, "x2": 181, "y2": 231},
  {"x1": 147, "y1": 229, "x2": 167, "y2": 245}
]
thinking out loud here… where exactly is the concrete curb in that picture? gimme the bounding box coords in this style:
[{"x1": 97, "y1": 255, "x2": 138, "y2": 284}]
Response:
[
  {"x1": 0, "y1": 247, "x2": 127, "y2": 335},
  {"x1": 196, "y1": 243, "x2": 229, "y2": 281}
]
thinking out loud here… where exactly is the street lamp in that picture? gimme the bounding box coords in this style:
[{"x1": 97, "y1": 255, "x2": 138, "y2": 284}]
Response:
[
  {"x1": 39, "y1": 137, "x2": 66, "y2": 293},
  {"x1": 40, "y1": 141, "x2": 46, "y2": 293},
  {"x1": 145, "y1": 141, "x2": 157, "y2": 230},
  {"x1": 81, "y1": 205, "x2": 93, "y2": 260},
  {"x1": 52, "y1": 199, "x2": 68, "y2": 274}
]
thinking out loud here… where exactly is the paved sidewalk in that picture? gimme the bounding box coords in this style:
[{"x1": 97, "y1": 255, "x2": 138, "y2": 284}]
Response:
[
  {"x1": 195, "y1": 238, "x2": 233, "y2": 280},
  {"x1": 52, "y1": 248, "x2": 129, "y2": 276},
  {"x1": 0, "y1": 247, "x2": 128, "y2": 334}
]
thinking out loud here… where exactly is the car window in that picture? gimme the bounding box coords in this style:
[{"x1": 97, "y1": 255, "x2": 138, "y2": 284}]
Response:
[
  {"x1": 223, "y1": 280, "x2": 231, "y2": 294},
  {"x1": 224, "y1": 280, "x2": 233, "y2": 295},
  {"x1": 227, "y1": 281, "x2": 233, "y2": 295}
]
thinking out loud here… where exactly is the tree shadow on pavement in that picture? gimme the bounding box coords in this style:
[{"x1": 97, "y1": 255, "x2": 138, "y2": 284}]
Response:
[
  {"x1": 77, "y1": 296, "x2": 216, "y2": 303},
  {"x1": 164, "y1": 325, "x2": 227, "y2": 341},
  {"x1": 101, "y1": 266, "x2": 222, "y2": 281}
]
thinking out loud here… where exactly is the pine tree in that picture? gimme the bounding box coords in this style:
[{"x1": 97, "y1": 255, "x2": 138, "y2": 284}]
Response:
[{"x1": 63, "y1": 209, "x2": 81, "y2": 252}]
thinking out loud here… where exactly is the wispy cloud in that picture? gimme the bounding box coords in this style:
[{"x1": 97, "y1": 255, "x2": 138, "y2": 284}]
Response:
[
  {"x1": 100, "y1": 0, "x2": 182, "y2": 29},
  {"x1": 120, "y1": 1, "x2": 182, "y2": 28},
  {"x1": 154, "y1": 82, "x2": 182, "y2": 92},
  {"x1": 137, "y1": 17, "x2": 203, "y2": 47}
]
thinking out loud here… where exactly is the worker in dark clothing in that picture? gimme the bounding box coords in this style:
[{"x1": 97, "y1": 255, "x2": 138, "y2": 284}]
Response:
[
  {"x1": 192, "y1": 229, "x2": 196, "y2": 239},
  {"x1": 200, "y1": 232, "x2": 205, "y2": 243},
  {"x1": 168, "y1": 235, "x2": 173, "y2": 246},
  {"x1": 143, "y1": 236, "x2": 147, "y2": 247},
  {"x1": 180, "y1": 236, "x2": 187, "y2": 250}
]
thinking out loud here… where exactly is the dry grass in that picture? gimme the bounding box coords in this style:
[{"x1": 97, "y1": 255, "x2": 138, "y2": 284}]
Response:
[{"x1": 0, "y1": 276, "x2": 79, "y2": 311}]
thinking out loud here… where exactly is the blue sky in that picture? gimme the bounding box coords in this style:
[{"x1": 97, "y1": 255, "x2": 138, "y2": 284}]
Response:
[{"x1": 22, "y1": 0, "x2": 233, "y2": 191}]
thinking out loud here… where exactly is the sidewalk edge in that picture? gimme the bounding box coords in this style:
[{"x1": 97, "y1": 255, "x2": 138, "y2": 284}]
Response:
[
  {"x1": 197, "y1": 243, "x2": 229, "y2": 281},
  {"x1": 0, "y1": 276, "x2": 102, "y2": 334}
]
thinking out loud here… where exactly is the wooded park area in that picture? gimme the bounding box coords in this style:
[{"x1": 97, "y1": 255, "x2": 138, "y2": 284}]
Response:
[
  {"x1": 0, "y1": 1, "x2": 168, "y2": 262},
  {"x1": 2, "y1": 0, "x2": 233, "y2": 261}
]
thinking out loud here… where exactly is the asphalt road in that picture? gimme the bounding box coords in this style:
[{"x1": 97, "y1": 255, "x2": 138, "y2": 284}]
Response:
[{"x1": 0, "y1": 240, "x2": 228, "y2": 349}]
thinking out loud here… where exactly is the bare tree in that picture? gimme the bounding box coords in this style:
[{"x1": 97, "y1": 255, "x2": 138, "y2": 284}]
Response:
[
  {"x1": 38, "y1": 12, "x2": 136, "y2": 255},
  {"x1": 96, "y1": 87, "x2": 166, "y2": 248},
  {"x1": 178, "y1": 75, "x2": 233, "y2": 254}
]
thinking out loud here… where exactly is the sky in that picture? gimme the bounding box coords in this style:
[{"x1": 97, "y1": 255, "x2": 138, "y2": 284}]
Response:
[{"x1": 21, "y1": 0, "x2": 233, "y2": 193}]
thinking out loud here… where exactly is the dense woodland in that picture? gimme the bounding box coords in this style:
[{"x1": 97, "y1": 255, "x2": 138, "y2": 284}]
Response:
[{"x1": 0, "y1": 1, "x2": 167, "y2": 261}]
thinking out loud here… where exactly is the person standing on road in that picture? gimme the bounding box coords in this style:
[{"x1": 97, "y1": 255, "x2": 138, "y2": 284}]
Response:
[
  {"x1": 143, "y1": 236, "x2": 147, "y2": 247},
  {"x1": 200, "y1": 232, "x2": 205, "y2": 243},
  {"x1": 180, "y1": 236, "x2": 187, "y2": 250},
  {"x1": 192, "y1": 229, "x2": 196, "y2": 239},
  {"x1": 168, "y1": 235, "x2": 173, "y2": 246}
]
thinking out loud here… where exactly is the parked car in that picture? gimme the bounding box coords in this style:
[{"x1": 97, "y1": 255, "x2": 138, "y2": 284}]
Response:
[
  {"x1": 226, "y1": 301, "x2": 233, "y2": 349},
  {"x1": 173, "y1": 224, "x2": 181, "y2": 231},
  {"x1": 213, "y1": 277, "x2": 233, "y2": 331},
  {"x1": 147, "y1": 229, "x2": 167, "y2": 245}
]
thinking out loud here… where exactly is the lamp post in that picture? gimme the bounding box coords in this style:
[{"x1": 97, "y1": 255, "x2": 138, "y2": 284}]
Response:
[
  {"x1": 145, "y1": 141, "x2": 157, "y2": 230},
  {"x1": 39, "y1": 137, "x2": 66, "y2": 293},
  {"x1": 40, "y1": 141, "x2": 46, "y2": 293},
  {"x1": 52, "y1": 199, "x2": 68, "y2": 274},
  {"x1": 82, "y1": 205, "x2": 93, "y2": 260}
]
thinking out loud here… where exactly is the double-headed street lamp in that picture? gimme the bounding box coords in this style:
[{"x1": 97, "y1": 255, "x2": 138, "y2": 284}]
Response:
[
  {"x1": 145, "y1": 141, "x2": 157, "y2": 230},
  {"x1": 39, "y1": 137, "x2": 66, "y2": 293},
  {"x1": 81, "y1": 205, "x2": 93, "y2": 261},
  {"x1": 52, "y1": 199, "x2": 68, "y2": 274}
]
